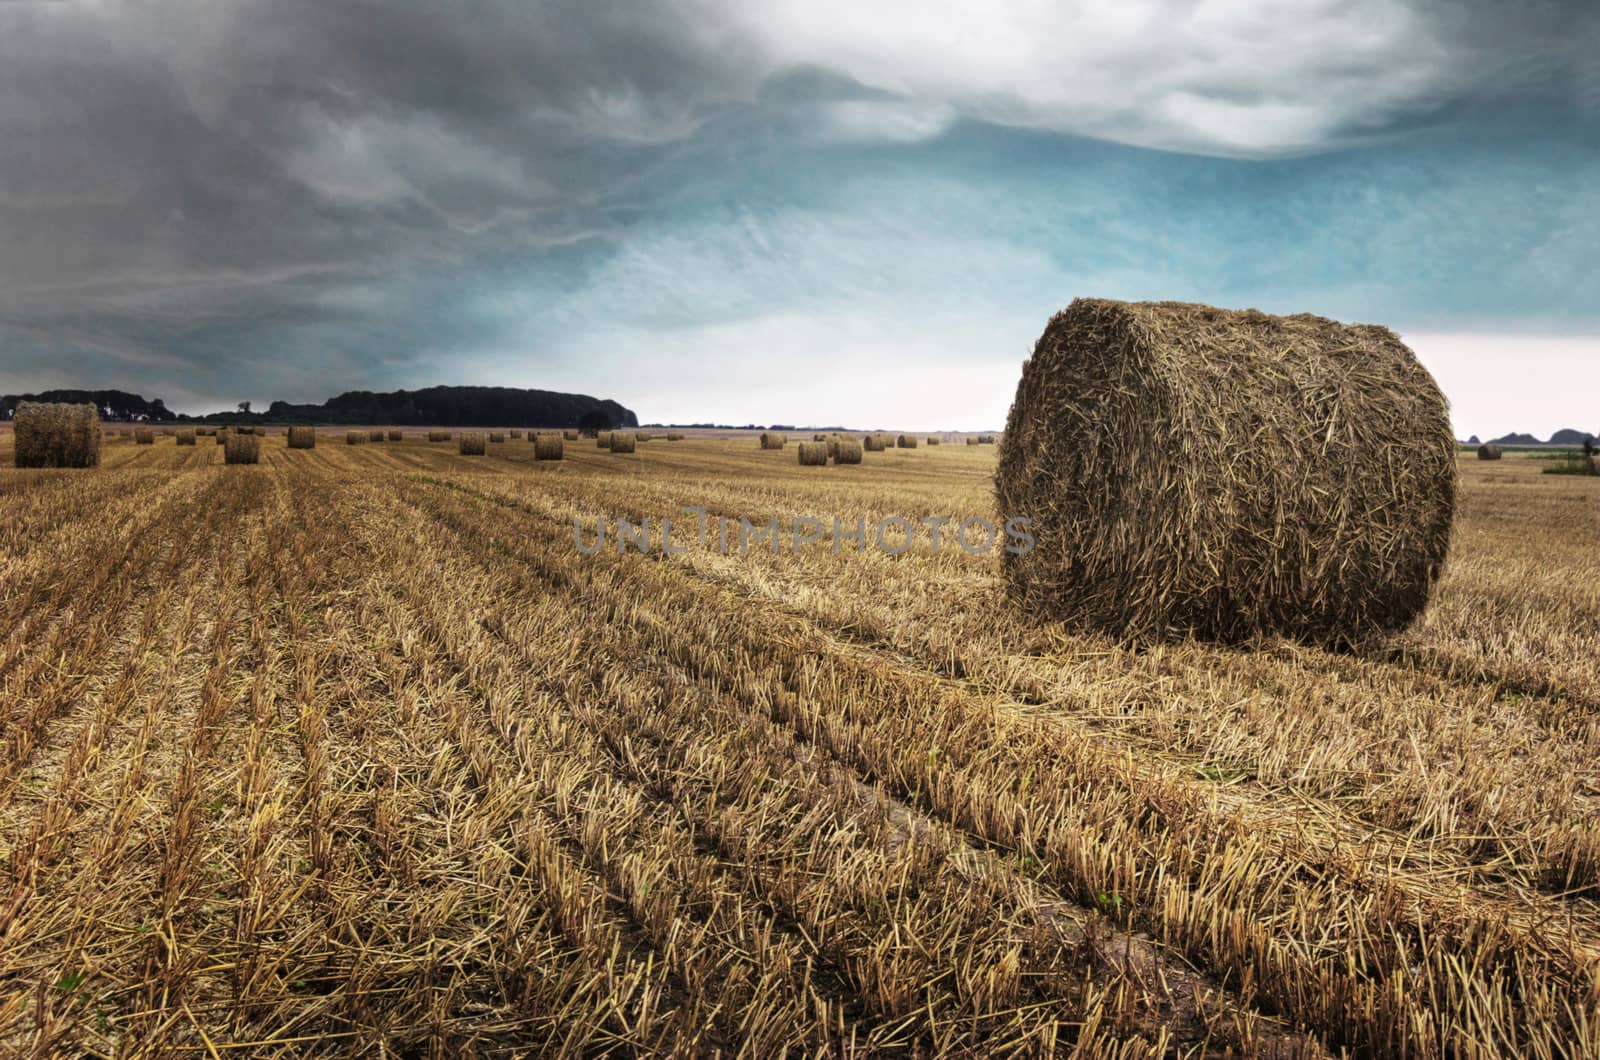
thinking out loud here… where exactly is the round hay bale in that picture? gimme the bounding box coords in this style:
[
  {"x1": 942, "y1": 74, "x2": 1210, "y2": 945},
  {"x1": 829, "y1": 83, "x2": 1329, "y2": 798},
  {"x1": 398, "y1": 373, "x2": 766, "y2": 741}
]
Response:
[
  {"x1": 862, "y1": 434, "x2": 885, "y2": 452},
  {"x1": 1476, "y1": 444, "x2": 1503, "y2": 460},
  {"x1": 926, "y1": 436, "x2": 940, "y2": 445},
  {"x1": 15, "y1": 402, "x2": 103, "y2": 467},
  {"x1": 977, "y1": 434, "x2": 997, "y2": 444},
  {"x1": 666, "y1": 432, "x2": 685, "y2": 441},
  {"x1": 215, "y1": 429, "x2": 230, "y2": 445},
  {"x1": 760, "y1": 432, "x2": 786, "y2": 450},
  {"x1": 635, "y1": 431, "x2": 652, "y2": 443},
  {"x1": 966, "y1": 436, "x2": 980, "y2": 446},
  {"x1": 459, "y1": 432, "x2": 487, "y2": 456},
  {"x1": 597, "y1": 431, "x2": 613, "y2": 448},
  {"x1": 488, "y1": 431, "x2": 506, "y2": 443},
  {"x1": 813, "y1": 433, "x2": 829, "y2": 442},
  {"x1": 833, "y1": 439, "x2": 863, "y2": 465},
  {"x1": 797, "y1": 441, "x2": 829, "y2": 466},
  {"x1": 287, "y1": 426, "x2": 317, "y2": 449},
  {"x1": 897, "y1": 434, "x2": 918, "y2": 449},
  {"x1": 609, "y1": 431, "x2": 637, "y2": 454},
  {"x1": 196, "y1": 427, "x2": 214, "y2": 437},
  {"x1": 388, "y1": 430, "x2": 403, "y2": 442},
  {"x1": 369, "y1": 429, "x2": 385, "y2": 443},
  {"x1": 346, "y1": 431, "x2": 366, "y2": 445},
  {"x1": 534, "y1": 435, "x2": 564, "y2": 461},
  {"x1": 509, "y1": 430, "x2": 523, "y2": 440},
  {"x1": 235, "y1": 426, "x2": 256, "y2": 436},
  {"x1": 427, "y1": 431, "x2": 451, "y2": 442},
  {"x1": 563, "y1": 430, "x2": 580, "y2": 441},
  {"x1": 176, "y1": 429, "x2": 196, "y2": 446},
  {"x1": 996, "y1": 298, "x2": 1455, "y2": 644},
  {"x1": 134, "y1": 428, "x2": 155, "y2": 445},
  {"x1": 224, "y1": 433, "x2": 261, "y2": 465}
]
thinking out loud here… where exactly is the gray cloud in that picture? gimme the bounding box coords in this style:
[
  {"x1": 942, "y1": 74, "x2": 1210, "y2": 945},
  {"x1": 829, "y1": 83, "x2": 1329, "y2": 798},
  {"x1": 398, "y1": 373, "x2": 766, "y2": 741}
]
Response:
[{"x1": 0, "y1": 0, "x2": 1594, "y2": 411}]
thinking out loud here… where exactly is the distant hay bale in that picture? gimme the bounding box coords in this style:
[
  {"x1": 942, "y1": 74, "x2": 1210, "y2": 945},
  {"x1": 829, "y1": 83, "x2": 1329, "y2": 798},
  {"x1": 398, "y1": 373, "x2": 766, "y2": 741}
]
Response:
[
  {"x1": 597, "y1": 431, "x2": 613, "y2": 448},
  {"x1": 488, "y1": 431, "x2": 505, "y2": 443},
  {"x1": 235, "y1": 426, "x2": 256, "y2": 436},
  {"x1": 460, "y1": 432, "x2": 487, "y2": 456},
  {"x1": 666, "y1": 432, "x2": 685, "y2": 441},
  {"x1": 224, "y1": 433, "x2": 261, "y2": 465},
  {"x1": 287, "y1": 426, "x2": 317, "y2": 449},
  {"x1": 134, "y1": 428, "x2": 155, "y2": 445},
  {"x1": 996, "y1": 298, "x2": 1456, "y2": 644},
  {"x1": 14, "y1": 402, "x2": 103, "y2": 467},
  {"x1": 813, "y1": 433, "x2": 829, "y2": 442},
  {"x1": 1476, "y1": 444, "x2": 1503, "y2": 460},
  {"x1": 196, "y1": 427, "x2": 214, "y2": 437},
  {"x1": 635, "y1": 431, "x2": 652, "y2": 443},
  {"x1": 346, "y1": 431, "x2": 365, "y2": 445},
  {"x1": 863, "y1": 434, "x2": 886, "y2": 452},
  {"x1": 798, "y1": 441, "x2": 828, "y2": 466},
  {"x1": 369, "y1": 429, "x2": 385, "y2": 443},
  {"x1": 215, "y1": 430, "x2": 230, "y2": 445},
  {"x1": 563, "y1": 430, "x2": 580, "y2": 441},
  {"x1": 160, "y1": 428, "x2": 175, "y2": 436},
  {"x1": 534, "y1": 435, "x2": 564, "y2": 461},
  {"x1": 610, "y1": 431, "x2": 637, "y2": 454},
  {"x1": 760, "y1": 432, "x2": 786, "y2": 450},
  {"x1": 966, "y1": 436, "x2": 980, "y2": 446},
  {"x1": 833, "y1": 439, "x2": 864, "y2": 465},
  {"x1": 977, "y1": 434, "x2": 997, "y2": 444},
  {"x1": 509, "y1": 430, "x2": 523, "y2": 439},
  {"x1": 388, "y1": 430, "x2": 403, "y2": 442},
  {"x1": 926, "y1": 436, "x2": 940, "y2": 445},
  {"x1": 428, "y1": 431, "x2": 451, "y2": 442},
  {"x1": 176, "y1": 429, "x2": 196, "y2": 446},
  {"x1": 897, "y1": 434, "x2": 918, "y2": 449}
]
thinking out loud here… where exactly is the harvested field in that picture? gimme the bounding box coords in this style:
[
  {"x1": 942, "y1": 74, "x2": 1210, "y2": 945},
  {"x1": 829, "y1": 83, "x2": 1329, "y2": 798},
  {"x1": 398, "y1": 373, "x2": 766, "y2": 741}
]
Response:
[{"x1": 0, "y1": 434, "x2": 1596, "y2": 1057}]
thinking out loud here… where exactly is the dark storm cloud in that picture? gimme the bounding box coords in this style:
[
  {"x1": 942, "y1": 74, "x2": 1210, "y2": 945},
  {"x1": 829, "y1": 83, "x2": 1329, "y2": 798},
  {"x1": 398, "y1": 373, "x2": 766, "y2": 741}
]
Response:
[{"x1": 0, "y1": 0, "x2": 1594, "y2": 412}]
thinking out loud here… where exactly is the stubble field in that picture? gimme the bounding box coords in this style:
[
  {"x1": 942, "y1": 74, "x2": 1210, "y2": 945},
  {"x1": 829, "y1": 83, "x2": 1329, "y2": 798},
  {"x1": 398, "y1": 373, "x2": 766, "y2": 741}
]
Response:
[{"x1": 1, "y1": 431, "x2": 1597, "y2": 1057}]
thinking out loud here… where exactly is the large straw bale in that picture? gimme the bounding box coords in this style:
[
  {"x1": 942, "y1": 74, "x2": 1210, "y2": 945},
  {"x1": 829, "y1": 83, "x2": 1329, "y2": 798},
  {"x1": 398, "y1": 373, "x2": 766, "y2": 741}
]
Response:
[
  {"x1": 14, "y1": 402, "x2": 103, "y2": 467},
  {"x1": 996, "y1": 298, "x2": 1456, "y2": 643}
]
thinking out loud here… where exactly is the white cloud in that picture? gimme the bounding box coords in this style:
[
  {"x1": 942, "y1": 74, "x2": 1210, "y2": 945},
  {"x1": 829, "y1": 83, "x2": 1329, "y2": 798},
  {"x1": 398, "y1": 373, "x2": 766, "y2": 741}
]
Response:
[{"x1": 1405, "y1": 331, "x2": 1600, "y2": 440}]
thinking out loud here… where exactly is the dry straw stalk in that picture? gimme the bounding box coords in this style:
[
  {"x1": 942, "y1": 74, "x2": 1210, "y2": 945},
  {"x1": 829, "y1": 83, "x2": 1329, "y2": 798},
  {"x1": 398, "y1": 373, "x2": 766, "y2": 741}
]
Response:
[
  {"x1": 15, "y1": 402, "x2": 103, "y2": 467},
  {"x1": 996, "y1": 297, "x2": 1456, "y2": 644},
  {"x1": 224, "y1": 433, "x2": 261, "y2": 465}
]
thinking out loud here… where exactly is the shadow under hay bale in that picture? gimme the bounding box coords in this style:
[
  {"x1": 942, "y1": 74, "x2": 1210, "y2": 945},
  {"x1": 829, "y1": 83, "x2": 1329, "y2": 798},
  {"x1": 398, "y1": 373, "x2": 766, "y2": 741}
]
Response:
[
  {"x1": 287, "y1": 427, "x2": 317, "y2": 449},
  {"x1": 610, "y1": 432, "x2": 637, "y2": 453},
  {"x1": 798, "y1": 441, "x2": 828, "y2": 466},
  {"x1": 535, "y1": 435, "x2": 564, "y2": 461},
  {"x1": 1477, "y1": 444, "x2": 1503, "y2": 460},
  {"x1": 15, "y1": 402, "x2": 103, "y2": 467},
  {"x1": 996, "y1": 297, "x2": 1455, "y2": 644},
  {"x1": 760, "y1": 432, "x2": 786, "y2": 450},
  {"x1": 459, "y1": 433, "x2": 487, "y2": 456},
  {"x1": 224, "y1": 433, "x2": 261, "y2": 465}
]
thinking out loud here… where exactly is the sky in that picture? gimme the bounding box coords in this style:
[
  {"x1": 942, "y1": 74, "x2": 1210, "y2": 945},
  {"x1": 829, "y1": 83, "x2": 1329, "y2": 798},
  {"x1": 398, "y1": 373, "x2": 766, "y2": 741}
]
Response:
[{"x1": 1, "y1": 0, "x2": 1596, "y2": 437}]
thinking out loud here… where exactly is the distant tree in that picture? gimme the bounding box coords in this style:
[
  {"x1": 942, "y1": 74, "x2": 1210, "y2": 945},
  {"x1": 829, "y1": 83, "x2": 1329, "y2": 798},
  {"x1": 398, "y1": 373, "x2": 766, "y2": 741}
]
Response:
[
  {"x1": 238, "y1": 401, "x2": 252, "y2": 415},
  {"x1": 1585, "y1": 435, "x2": 1596, "y2": 457}
]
